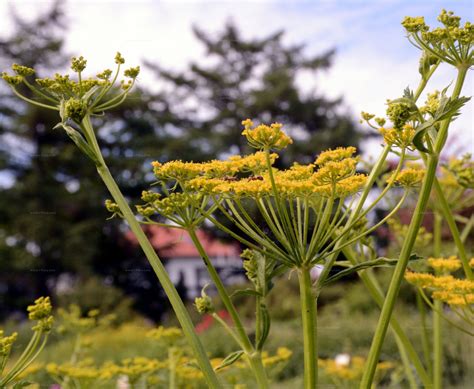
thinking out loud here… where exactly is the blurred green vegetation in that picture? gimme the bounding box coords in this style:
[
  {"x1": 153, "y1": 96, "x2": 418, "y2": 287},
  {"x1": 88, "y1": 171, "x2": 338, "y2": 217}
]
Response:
[{"x1": 3, "y1": 273, "x2": 471, "y2": 388}]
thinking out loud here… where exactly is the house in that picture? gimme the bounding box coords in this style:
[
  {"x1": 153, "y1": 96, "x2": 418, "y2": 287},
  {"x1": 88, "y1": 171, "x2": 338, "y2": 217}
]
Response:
[{"x1": 127, "y1": 226, "x2": 245, "y2": 299}]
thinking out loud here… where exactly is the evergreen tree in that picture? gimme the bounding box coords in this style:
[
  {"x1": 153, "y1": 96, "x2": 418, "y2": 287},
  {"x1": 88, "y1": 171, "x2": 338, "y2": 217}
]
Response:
[
  {"x1": 145, "y1": 23, "x2": 359, "y2": 165},
  {"x1": 0, "y1": 2, "x2": 168, "y2": 318}
]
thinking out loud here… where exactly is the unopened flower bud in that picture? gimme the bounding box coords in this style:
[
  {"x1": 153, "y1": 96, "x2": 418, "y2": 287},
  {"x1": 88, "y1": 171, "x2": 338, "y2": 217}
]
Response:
[
  {"x1": 71, "y1": 56, "x2": 87, "y2": 72},
  {"x1": 65, "y1": 98, "x2": 87, "y2": 122},
  {"x1": 194, "y1": 286, "x2": 214, "y2": 314},
  {"x1": 12, "y1": 64, "x2": 35, "y2": 77},
  {"x1": 115, "y1": 52, "x2": 125, "y2": 65}
]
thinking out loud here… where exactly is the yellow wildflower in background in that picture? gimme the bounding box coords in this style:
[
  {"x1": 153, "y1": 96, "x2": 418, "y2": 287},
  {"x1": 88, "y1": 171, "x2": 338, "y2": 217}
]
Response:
[
  {"x1": 428, "y1": 256, "x2": 462, "y2": 273},
  {"x1": 388, "y1": 168, "x2": 425, "y2": 187}
]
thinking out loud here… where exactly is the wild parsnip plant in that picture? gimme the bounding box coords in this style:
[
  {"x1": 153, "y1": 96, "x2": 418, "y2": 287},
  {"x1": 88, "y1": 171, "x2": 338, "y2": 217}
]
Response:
[
  {"x1": 130, "y1": 118, "x2": 418, "y2": 388},
  {"x1": 2, "y1": 54, "x2": 221, "y2": 388},
  {"x1": 0, "y1": 297, "x2": 53, "y2": 388},
  {"x1": 2, "y1": 8, "x2": 472, "y2": 389},
  {"x1": 360, "y1": 10, "x2": 473, "y2": 388}
]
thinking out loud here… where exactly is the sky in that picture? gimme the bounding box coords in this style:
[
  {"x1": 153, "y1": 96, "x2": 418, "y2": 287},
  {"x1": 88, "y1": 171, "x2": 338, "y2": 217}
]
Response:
[{"x1": 1, "y1": 0, "x2": 473, "y2": 158}]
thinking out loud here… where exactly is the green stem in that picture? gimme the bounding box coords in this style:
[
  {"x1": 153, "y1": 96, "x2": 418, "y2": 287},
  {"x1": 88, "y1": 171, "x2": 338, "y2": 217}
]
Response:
[
  {"x1": 342, "y1": 247, "x2": 432, "y2": 387},
  {"x1": 188, "y1": 229, "x2": 251, "y2": 350},
  {"x1": 360, "y1": 65, "x2": 468, "y2": 389},
  {"x1": 298, "y1": 267, "x2": 317, "y2": 389},
  {"x1": 81, "y1": 116, "x2": 220, "y2": 389},
  {"x1": 188, "y1": 229, "x2": 269, "y2": 389},
  {"x1": 433, "y1": 300, "x2": 443, "y2": 389},
  {"x1": 169, "y1": 347, "x2": 177, "y2": 389},
  {"x1": 397, "y1": 336, "x2": 418, "y2": 389},
  {"x1": 255, "y1": 295, "x2": 263, "y2": 348},
  {"x1": 416, "y1": 291, "x2": 433, "y2": 378},
  {"x1": 432, "y1": 213, "x2": 443, "y2": 389},
  {"x1": 248, "y1": 353, "x2": 269, "y2": 389}
]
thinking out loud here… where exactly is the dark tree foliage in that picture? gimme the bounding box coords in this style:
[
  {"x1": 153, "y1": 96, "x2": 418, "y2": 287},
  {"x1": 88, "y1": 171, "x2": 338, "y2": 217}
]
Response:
[
  {"x1": 0, "y1": 2, "x2": 169, "y2": 319},
  {"x1": 145, "y1": 23, "x2": 359, "y2": 166}
]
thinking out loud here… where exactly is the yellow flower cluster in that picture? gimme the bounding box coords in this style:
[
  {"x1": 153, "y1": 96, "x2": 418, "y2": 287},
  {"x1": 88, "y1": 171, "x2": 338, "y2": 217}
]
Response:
[
  {"x1": 405, "y1": 258, "x2": 474, "y2": 307},
  {"x1": 2, "y1": 54, "x2": 140, "y2": 124},
  {"x1": 137, "y1": 192, "x2": 202, "y2": 219},
  {"x1": 380, "y1": 124, "x2": 416, "y2": 149},
  {"x1": 427, "y1": 256, "x2": 462, "y2": 273},
  {"x1": 146, "y1": 326, "x2": 183, "y2": 343},
  {"x1": 314, "y1": 146, "x2": 357, "y2": 166},
  {"x1": 420, "y1": 90, "x2": 440, "y2": 116},
  {"x1": 318, "y1": 356, "x2": 394, "y2": 382},
  {"x1": 241, "y1": 119, "x2": 293, "y2": 150},
  {"x1": 188, "y1": 168, "x2": 367, "y2": 199},
  {"x1": 388, "y1": 168, "x2": 425, "y2": 187},
  {"x1": 152, "y1": 152, "x2": 278, "y2": 182},
  {"x1": 0, "y1": 330, "x2": 18, "y2": 356},
  {"x1": 47, "y1": 357, "x2": 165, "y2": 385},
  {"x1": 57, "y1": 305, "x2": 113, "y2": 335},
  {"x1": 261, "y1": 347, "x2": 293, "y2": 367},
  {"x1": 47, "y1": 359, "x2": 118, "y2": 381},
  {"x1": 119, "y1": 357, "x2": 164, "y2": 381},
  {"x1": 312, "y1": 158, "x2": 358, "y2": 185},
  {"x1": 444, "y1": 154, "x2": 474, "y2": 189},
  {"x1": 27, "y1": 297, "x2": 54, "y2": 332},
  {"x1": 186, "y1": 146, "x2": 366, "y2": 199}
]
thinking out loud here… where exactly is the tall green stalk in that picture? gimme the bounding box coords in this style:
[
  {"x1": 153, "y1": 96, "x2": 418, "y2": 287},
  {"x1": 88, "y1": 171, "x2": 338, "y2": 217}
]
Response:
[
  {"x1": 416, "y1": 291, "x2": 433, "y2": 378},
  {"x1": 298, "y1": 267, "x2": 317, "y2": 389},
  {"x1": 81, "y1": 116, "x2": 221, "y2": 389},
  {"x1": 360, "y1": 65, "x2": 468, "y2": 388},
  {"x1": 342, "y1": 247, "x2": 432, "y2": 387},
  {"x1": 315, "y1": 146, "x2": 431, "y2": 385},
  {"x1": 432, "y1": 213, "x2": 443, "y2": 389}
]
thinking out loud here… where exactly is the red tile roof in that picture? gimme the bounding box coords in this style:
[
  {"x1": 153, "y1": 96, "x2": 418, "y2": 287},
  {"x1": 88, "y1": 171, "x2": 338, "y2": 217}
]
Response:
[{"x1": 125, "y1": 225, "x2": 241, "y2": 259}]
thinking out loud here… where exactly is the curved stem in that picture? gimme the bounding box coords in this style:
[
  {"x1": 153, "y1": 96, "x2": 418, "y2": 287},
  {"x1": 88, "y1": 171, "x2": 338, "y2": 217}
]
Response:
[{"x1": 10, "y1": 86, "x2": 58, "y2": 110}]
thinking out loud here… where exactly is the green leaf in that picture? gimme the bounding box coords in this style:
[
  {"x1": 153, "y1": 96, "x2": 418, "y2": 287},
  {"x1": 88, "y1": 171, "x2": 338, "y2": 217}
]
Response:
[
  {"x1": 403, "y1": 86, "x2": 414, "y2": 101},
  {"x1": 435, "y1": 96, "x2": 470, "y2": 122},
  {"x1": 56, "y1": 123, "x2": 100, "y2": 165},
  {"x1": 412, "y1": 119, "x2": 435, "y2": 153},
  {"x1": 214, "y1": 350, "x2": 244, "y2": 371},
  {"x1": 231, "y1": 288, "x2": 262, "y2": 298},
  {"x1": 322, "y1": 254, "x2": 423, "y2": 286},
  {"x1": 82, "y1": 85, "x2": 100, "y2": 103},
  {"x1": 58, "y1": 99, "x2": 66, "y2": 122},
  {"x1": 256, "y1": 304, "x2": 271, "y2": 351}
]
